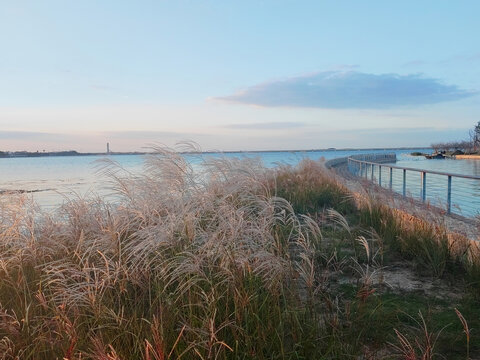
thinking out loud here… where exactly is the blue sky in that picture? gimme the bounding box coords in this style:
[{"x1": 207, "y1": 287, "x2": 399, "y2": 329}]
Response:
[{"x1": 0, "y1": 0, "x2": 479, "y2": 151}]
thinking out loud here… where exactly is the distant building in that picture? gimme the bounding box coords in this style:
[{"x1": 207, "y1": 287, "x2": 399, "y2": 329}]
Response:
[{"x1": 107, "y1": 142, "x2": 110, "y2": 154}]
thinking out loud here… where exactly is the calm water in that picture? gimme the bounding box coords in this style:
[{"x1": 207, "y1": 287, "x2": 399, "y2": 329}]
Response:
[
  {"x1": 2, "y1": 148, "x2": 470, "y2": 212},
  {"x1": 388, "y1": 157, "x2": 480, "y2": 217}
]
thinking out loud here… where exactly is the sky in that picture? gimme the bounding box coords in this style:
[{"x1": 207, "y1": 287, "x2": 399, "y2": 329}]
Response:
[{"x1": 1, "y1": 0, "x2": 479, "y2": 152}]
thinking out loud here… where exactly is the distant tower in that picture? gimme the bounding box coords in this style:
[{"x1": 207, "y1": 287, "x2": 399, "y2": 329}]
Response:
[{"x1": 107, "y1": 142, "x2": 110, "y2": 154}]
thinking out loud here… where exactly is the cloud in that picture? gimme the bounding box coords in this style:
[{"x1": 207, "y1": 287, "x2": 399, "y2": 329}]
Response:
[
  {"x1": 328, "y1": 64, "x2": 360, "y2": 71},
  {"x1": 90, "y1": 84, "x2": 113, "y2": 91},
  {"x1": 440, "y1": 52, "x2": 480, "y2": 65},
  {"x1": 403, "y1": 52, "x2": 480, "y2": 68},
  {"x1": 105, "y1": 130, "x2": 193, "y2": 139},
  {"x1": 224, "y1": 122, "x2": 305, "y2": 130},
  {"x1": 215, "y1": 71, "x2": 477, "y2": 109},
  {"x1": 402, "y1": 60, "x2": 427, "y2": 67},
  {"x1": 0, "y1": 131, "x2": 68, "y2": 140},
  {"x1": 0, "y1": 130, "x2": 218, "y2": 152},
  {"x1": 0, "y1": 126, "x2": 472, "y2": 153},
  {"x1": 0, "y1": 131, "x2": 95, "y2": 152}
]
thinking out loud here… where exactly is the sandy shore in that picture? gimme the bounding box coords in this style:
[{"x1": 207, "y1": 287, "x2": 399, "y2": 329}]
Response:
[{"x1": 455, "y1": 154, "x2": 480, "y2": 160}]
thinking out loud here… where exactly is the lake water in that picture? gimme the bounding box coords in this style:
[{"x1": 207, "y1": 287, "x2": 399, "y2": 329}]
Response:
[
  {"x1": 387, "y1": 157, "x2": 480, "y2": 217},
  {"x1": 3, "y1": 148, "x2": 478, "y2": 216}
]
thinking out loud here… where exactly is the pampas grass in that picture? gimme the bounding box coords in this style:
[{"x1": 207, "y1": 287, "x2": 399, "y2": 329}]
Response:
[
  {"x1": 0, "y1": 146, "x2": 324, "y2": 359},
  {"x1": 0, "y1": 146, "x2": 478, "y2": 359}
]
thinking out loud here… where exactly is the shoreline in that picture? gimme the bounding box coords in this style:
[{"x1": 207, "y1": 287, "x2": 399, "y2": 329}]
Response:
[
  {"x1": 0, "y1": 146, "x2": 431, "y2": 159},
  {"x1": 455, "y1": 154, "x2": 480, "y2": 160}
]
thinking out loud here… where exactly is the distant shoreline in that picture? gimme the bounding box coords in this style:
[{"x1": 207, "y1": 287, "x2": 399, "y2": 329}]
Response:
[{"x1": 0, "y1": 146, "x2": 432, "y2": 159}]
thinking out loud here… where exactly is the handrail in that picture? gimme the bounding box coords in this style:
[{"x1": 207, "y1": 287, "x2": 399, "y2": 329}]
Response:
[
  {"x1": 348, "y1": 157, "x2": 480, "y2": 181},
  {"x1": 347, "y1": 153, "x2": 480, "y2": 216}
]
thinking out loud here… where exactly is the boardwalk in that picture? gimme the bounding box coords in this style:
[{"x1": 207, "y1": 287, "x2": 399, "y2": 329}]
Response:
[{"x1": 327, "y1": 158, "x2": 479, "y2": 241}]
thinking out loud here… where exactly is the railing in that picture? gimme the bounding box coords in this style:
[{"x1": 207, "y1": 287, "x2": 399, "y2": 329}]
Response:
[{"x1": 347, "y1": 154, "x2": 480, "y2": 217}]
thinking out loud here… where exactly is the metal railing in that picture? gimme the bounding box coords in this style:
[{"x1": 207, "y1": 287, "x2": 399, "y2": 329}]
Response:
[{"x1": 347, "y1": 154, "x2": 480, "y2": 217}]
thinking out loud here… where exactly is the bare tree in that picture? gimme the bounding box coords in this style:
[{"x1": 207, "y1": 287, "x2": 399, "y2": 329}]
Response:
[
  {"x1": 468, "y1": 121, "x2": 480, "y2": 153},
  {"x1": 431, "y1": 140, "x2": 472, "y2": 152},
  {"x1": 475, "y1": 121, "x2": 480, "y2": 151}
]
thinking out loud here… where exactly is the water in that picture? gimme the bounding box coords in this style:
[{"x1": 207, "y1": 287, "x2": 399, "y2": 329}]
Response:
[
  {"x1": 388, "y1": 156, "x2": 480, "y2": 217},
  {"x1": 0, "y1": 147, "x2": 447, "y2": 210},
  {"x1": 348, "y1": 153, "x2": 480, "y2": 217}
]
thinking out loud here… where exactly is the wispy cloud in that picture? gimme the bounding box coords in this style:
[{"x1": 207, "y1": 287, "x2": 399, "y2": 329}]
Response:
[
  {"x1": 403, "y1": 52, "x2": 480, "y2": 68},
  {"x1": 90, "y1": 84, "x2": 113, "y2": 91},
  {"x1": 329, "y1": 64, "x2": 360, "y2": 71},
  {"x1": 0, "y1": 126, "x2": 472, "y2": 152},
  {"x1": 440, "y1": 52, "x2": 480, "y2": 65},
  {"x1": 0, "y1": 131, "x2": 93, "y2": 151},
  {"x1": 402, "y1": 60, "x2": 427, "y2": 67},
  {"x1": 224, "y1": 122, "x2": 305, "y2": 130},
  {"x1": 0, "y1": 131, "x2": 66, "y2": 140},
  {"x1": 215, "y1": 71, "x2": 477, "y2": 109},
  {"x1": 0, "y1": 130, "x2": 217, "y2": 152}
]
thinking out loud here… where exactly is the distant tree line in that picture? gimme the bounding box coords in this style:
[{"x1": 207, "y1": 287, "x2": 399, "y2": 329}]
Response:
[
  {"x1": 0, "y1": 150, "x2": 80, "y2": 158},
  {"x1": 431, "y1": 140, "x2": 474, "y2": 152}
]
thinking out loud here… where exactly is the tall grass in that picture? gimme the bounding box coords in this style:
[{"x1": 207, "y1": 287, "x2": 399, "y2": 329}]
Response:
[
  {"x1": 0, "y1": 147, "x2": 326, "y2": 359},
  {"x1": 272, "y1": 160, "x2": 355, "y2": 215},
  {"x1": 355, "y1": 192, "x2": 476, "y2": 279},
  {"x1": 0, "y1": 148, "x2": 477, "y2": 359}
]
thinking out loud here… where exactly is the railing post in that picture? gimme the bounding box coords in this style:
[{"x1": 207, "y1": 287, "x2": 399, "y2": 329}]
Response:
[
  {"x1": 346, "y1": 154, "x2": 479, "y2": 217},
  {"x1": 447, "y1": 175, "x2": 452, "y2": 214},
  {"x1": 421, "y1": 172, "x2": 426, "y2": 202},
  {"x1": 389, "y1": 167, "x2": 393, "y2": 190}
]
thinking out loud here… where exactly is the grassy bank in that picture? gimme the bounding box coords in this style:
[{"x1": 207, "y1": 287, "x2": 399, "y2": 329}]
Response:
[{"x1": 0, "y1": 148, "x2": 478, "y2": 359}]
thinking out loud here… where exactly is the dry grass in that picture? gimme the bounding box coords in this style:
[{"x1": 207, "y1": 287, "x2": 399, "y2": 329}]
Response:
[
  {"x1": 0, "y1": 147, "x2": 478, "y2": 359},
  {"x1": 0, "y1": 146, "x2": 324, "y2": 359}
]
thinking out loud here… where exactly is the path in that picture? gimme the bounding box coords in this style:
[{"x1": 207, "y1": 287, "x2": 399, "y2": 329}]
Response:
[{"x1": 328, "y1": 158, "x2": 479, "y2": 241}]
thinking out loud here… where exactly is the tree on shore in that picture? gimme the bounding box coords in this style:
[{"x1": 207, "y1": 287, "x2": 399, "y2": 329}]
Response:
[
  {"x1": 432, "y1": 121, "x2": 480, "y2": 154},
  {"x1": 470, "y1": 121, "x2": 480, "y2": 151},
  {"x1": 431, "y1": 140, "x2": 472, "y2": 153}
]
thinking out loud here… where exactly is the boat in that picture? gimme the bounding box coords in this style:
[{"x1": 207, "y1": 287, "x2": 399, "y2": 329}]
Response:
[{"x1": 425, "y1": 153, "x2": 445, "y2": 159}]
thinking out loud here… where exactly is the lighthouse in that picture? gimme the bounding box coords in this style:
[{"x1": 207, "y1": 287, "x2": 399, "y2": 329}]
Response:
[{"x1": 107, "y1": 142, "x2": 110, "y2": 154}]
